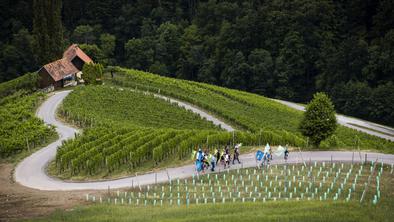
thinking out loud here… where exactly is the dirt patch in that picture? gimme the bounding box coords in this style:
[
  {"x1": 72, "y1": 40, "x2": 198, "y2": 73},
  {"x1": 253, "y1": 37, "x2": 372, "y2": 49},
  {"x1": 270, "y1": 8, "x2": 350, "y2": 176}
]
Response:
[{"x1": 0, "y1": 163, "x2": 96, "y2": 222}]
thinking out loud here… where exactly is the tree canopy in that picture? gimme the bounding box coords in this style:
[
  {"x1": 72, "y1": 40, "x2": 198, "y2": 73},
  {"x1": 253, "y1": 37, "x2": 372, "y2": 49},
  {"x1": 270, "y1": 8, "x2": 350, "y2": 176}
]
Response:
[{"x1": 0, "y1": 0, "x2": 393, "y2": 126}]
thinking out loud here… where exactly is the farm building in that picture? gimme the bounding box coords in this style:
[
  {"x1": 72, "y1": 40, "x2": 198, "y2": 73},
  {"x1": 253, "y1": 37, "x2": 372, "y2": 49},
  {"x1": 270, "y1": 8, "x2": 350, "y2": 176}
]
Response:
[{"x1": 38, "y1": 44, "x2": 93, "y2": 89}]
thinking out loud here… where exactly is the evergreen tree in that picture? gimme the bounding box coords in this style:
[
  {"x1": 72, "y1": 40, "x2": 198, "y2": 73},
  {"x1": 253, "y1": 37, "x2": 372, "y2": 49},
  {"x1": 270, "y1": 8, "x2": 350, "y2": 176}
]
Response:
[
  {"x1": 33, "y1": 0, "x2": 63, "y2": 65},
  {"x1": 299, "y1": 92, "x2": 337, "y2": 147}
]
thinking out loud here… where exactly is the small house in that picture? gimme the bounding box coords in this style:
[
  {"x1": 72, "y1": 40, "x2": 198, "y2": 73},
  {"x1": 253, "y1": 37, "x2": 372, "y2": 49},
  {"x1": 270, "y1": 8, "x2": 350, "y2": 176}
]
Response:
[{"x1": 38, "y1": 44, "x2": 93, "y2": 89}]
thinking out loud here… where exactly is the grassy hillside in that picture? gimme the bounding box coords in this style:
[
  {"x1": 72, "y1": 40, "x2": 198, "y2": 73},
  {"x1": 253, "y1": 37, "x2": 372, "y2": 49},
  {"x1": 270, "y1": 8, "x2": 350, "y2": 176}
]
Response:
[
  {"x1": 0, "y1": 90, "x2": 56, "y2": 158},
  {"x1": 0, "y1": 72, "x2": 39, "y2": 98},
  {"x1": 54, "y1": 67, "x2": 393, "y2": 178},
  {"x1": 55, "y1": 86, "x2": 303, "y2": 178},
  {"x1": 27, "y1": 163, "x2": 394, "y2": 222},
  {"x1": 59, "y1": 86, "x2": 219, "y2": 130},
  {"x1": 109, "y1": 67, "x2": 394, "y2": 152}
]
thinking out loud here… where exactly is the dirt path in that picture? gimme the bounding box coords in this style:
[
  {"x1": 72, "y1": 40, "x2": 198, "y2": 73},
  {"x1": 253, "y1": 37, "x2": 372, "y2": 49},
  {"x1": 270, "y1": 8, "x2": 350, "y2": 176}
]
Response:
[{"x1": 0, "y1": 163, "x2": 90, "y2": 222}]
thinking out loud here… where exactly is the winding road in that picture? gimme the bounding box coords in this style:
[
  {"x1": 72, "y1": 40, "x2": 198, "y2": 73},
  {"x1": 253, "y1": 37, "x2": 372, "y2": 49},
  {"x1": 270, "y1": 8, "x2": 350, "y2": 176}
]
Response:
[
  {"x1": 274, "y1": 99, "x2": 394, "y2": 142},
  {"x1": 14, "y1": 90, "x2": 394, "y2": 191}
]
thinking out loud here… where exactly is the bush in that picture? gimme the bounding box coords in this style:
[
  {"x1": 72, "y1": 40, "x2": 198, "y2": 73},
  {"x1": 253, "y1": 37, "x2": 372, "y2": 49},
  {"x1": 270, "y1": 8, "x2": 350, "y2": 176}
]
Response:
[
  {"x1": 82, "y1": 63, "x2": 104, "y2": 85},
  {"x1": 299, "y1": 92, "x2": 337, "y2": 147}
]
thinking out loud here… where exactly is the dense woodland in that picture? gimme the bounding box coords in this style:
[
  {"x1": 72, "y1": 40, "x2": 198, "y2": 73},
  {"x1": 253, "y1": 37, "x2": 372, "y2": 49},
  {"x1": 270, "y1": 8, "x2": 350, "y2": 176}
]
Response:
[{"x1": 0, "y1": 0, "x2": 393, "y2": 126}]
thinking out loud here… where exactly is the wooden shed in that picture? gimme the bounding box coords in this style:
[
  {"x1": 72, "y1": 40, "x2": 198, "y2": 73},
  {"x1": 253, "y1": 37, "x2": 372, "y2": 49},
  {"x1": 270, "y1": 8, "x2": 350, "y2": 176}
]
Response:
[{"x1": 38, "y1": 44, "x2": 93, "y2": 89}]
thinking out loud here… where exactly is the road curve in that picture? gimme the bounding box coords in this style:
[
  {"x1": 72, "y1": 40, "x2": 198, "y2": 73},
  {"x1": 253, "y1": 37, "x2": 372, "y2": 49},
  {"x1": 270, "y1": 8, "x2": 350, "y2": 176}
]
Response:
[
  {"x1": 273, "y1": 99, "x2": 394, "y2": 142},
  {"x1": 115, "y1": 86, "x2": 235, "y2": 132},
  {"x1": 15, "y1": 90, "x2": 394, "y2": 191}
]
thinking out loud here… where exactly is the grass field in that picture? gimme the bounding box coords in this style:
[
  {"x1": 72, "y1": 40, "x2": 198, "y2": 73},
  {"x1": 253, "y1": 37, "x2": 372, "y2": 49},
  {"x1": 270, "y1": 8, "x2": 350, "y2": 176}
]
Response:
[{"x1": 27, "y1": 162, "x2": 394, "y2": 222}]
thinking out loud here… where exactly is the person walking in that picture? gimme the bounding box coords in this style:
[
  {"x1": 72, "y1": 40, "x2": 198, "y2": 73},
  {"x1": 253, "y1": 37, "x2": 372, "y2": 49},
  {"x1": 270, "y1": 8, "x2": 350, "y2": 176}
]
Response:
[
  {"x1": 224, "y1": 153, "x2": 230, "y2": 168},
  {"x1": 215, "y1": 148, "x2": 220, "y2": 165},
  {"x1": 210, "y1": 154, "x2": 216, "y2": 172},
  {"x1": 233, "y1": 145, "x2": 241, "y2": 164},
  {"x1": 284, "y1": 145, "x2": 289, "y2": 161}
]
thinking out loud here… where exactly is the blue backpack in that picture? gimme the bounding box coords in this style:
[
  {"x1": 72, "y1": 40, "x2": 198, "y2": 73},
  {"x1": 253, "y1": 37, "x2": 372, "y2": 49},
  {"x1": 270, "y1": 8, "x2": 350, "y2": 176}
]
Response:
[{"x1": 256, "y1": 150, "x2": 264, "y2": 161}]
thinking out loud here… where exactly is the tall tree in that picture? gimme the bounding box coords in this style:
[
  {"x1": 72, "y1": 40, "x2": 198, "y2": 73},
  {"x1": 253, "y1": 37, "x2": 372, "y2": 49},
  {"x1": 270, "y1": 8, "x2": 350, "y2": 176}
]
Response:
[
  {"x1": 99, "y1": 33, "x2": 116, "y2": 65},
  {"x1": 220, "y1": 51, "x2": 250, "y2": 90},
  {"x1": 248, "y1": 49, "x2": 274, "y2": 96},
  {"x1": 275, "y1": 31, "x2": 306, "y2": 100},
  {"x1": 33, "y1": 0, "x2": 63, "y2": 65}
]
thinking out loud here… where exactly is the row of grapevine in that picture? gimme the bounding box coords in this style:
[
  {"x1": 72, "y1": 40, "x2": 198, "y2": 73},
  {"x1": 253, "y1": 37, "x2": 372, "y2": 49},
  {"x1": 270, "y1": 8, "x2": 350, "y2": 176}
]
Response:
[
  {"x1": 59, "y1": 86, "x2": 219, "y2": 130},
  {"x1": 109, "y1": 67, "x2": 394, "y2": 150},
  {"x1": 0, "y1": 72, "x2": 39, "y2": 98},
  {"x1": 0, "y1": 91, "x2": 56, "y2": 157},
  {"x1": 56, "y1": 127, "x2": 305, "y2": 176}
]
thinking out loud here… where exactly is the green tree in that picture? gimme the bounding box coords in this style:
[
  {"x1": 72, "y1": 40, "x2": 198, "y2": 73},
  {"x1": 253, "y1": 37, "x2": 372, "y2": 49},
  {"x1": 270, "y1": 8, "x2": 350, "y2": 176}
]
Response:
[
  {"x1": 155, "y1": 22, "x2": 181, "y2": 76},
  {"x1": 33, "y1": 0, "x2": 63, "y2": 65},
  {"x1": 363, "y1": 30, "x2": 394, "y2": 84},
  {"x1": 149, "y1": 61, "x2": 169, "y2": 76},
  {"x1": 370, "y1": 82, "x2": 394, "y2": 126},
  {"x1": 299, "y1": 92, "x2": 337, "y2": 147},
  {"x1": 248, "y1": 49, "x2": 274, "y2": 96},
  {"x1": 99, "y1": 33, "x2": 116, "y2": 65},
  {"x1": 220, "y1": 51, "x2": 250, "y2": 90},
  {"x1": 177, "y1": 25, "x2": 204, "y2": 80},
  {"x1": 275, "y1": 31, "x2": 306, "y2": 100},
  {"x1": 82, "y1": 63, "x2": 104, "y2": 85},
  {"x1": 0, "y1": 28, "x2": 37, "y2": 82},
  {"x1": 72, "y1": 25, "x2": 96, "y2": 44},
  {"x1": 79, "y1": 44, "x2": 104, "y2": 63},
  {"x1": 124, "y1": 38, "x2": 154, "y2": 70}
]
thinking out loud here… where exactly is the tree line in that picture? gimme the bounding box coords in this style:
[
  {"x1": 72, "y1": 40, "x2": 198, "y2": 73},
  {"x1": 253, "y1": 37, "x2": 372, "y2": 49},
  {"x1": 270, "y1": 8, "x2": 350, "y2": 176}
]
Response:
[{"x1": 0, "y1": 0, "x2": 393, "y2": 126}]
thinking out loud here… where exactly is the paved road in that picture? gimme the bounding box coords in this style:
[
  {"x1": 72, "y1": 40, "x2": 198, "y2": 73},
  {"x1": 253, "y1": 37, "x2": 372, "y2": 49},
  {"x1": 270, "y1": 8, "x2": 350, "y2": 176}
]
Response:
[
  {"x1": 274, "y1": 99, "x2": 394, "y2": 142},
  {"x1": 14, "y1": 90, "x2": 394, "y2": 191}
]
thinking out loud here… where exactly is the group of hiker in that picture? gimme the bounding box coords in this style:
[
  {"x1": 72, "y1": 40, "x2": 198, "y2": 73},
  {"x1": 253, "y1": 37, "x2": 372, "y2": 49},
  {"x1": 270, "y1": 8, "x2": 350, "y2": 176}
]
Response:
[
  {"x1": 193, "y1": 143, "x2": 290, "y2": 173},
  {"x1": 193, "y1": 143, "x2": 242, "y2": 173},
  {"x1": 255, "y1": 143, "x2": 289, "y2": 166}
]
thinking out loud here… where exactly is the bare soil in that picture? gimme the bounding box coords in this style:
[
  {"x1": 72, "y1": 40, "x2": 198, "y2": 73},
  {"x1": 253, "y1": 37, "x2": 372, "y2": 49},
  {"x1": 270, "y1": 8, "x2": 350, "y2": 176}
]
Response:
[{"x1": 0, "y1": 163, "x2": 94, "y2": 222}]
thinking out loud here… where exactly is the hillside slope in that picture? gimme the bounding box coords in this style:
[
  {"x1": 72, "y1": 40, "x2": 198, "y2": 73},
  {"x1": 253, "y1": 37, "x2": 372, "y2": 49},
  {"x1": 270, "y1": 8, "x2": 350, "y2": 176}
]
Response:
[{"x1": 109, "y1": 67, "x2": 394, "y2": 152}]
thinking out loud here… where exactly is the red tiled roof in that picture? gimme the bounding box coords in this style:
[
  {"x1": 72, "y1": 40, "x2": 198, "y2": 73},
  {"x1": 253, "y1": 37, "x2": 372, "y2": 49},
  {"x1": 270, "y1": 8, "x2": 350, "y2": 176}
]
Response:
[
  {"x1": 41, "y1": 44, "x2": 93, "y2": 82},
  {"x1": 63, "y1": 44, "x2": 93, "y2": 64},
  {"x1": 41, "y1": 58, "x2": 79, "y2": 81}
]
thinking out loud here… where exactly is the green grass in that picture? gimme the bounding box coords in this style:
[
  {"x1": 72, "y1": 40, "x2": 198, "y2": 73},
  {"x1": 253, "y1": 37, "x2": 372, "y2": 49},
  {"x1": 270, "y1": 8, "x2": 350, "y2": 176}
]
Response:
[
  {"x1": 0, "y1": 90, "x2": 57, "y2": 158},
  {"x1": 26, "y1": 163, "x2": 394, "y2": 222},
  {"x1": 26, "y1": 201, "x2": 393, "y2": 222}
]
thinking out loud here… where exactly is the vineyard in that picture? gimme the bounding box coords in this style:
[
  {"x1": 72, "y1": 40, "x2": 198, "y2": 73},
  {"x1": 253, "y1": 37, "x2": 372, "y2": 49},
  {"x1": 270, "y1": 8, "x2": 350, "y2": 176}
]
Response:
[
  {"x1": 86, "y1": 162, "x2": 389, "y2": 207},
  {"x1": 55, "y1": 126, "x2": 304, "y2": 176},
  {"x1": 0, "y1": 90, "x2": 56, "y2": 158},
  {"x1": 109, "y1": 67, "x2": 394, "y2": 151},
  {"x1": 59, "y1": 86, "x2": 219, "y2": 130},
  {"x1": 55, "y1": 84, "x2": 309, "y2": 177},
  {"x1": 53, "y1": 67, "x2": 394, "y2": 178},
  {"x1": 0, "y1": 72, "x2": 39, "y2": 98}
]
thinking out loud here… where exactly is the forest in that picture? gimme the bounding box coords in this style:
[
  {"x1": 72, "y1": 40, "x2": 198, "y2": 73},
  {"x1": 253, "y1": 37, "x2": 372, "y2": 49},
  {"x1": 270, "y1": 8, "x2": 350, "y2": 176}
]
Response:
[{"x1": 0, "y1": 0, "x2": 393, "y2": 126}]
